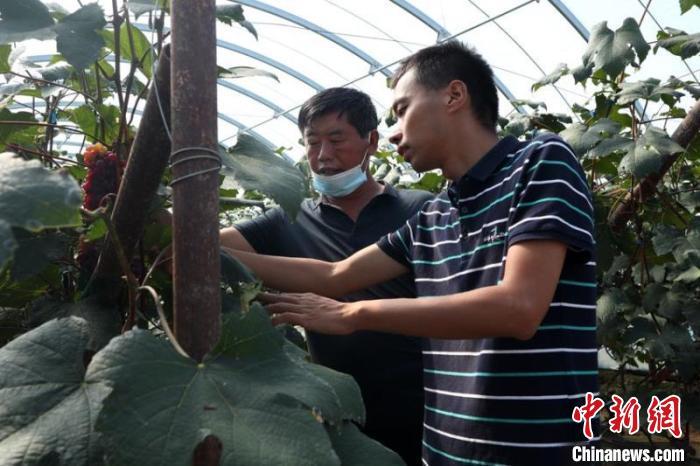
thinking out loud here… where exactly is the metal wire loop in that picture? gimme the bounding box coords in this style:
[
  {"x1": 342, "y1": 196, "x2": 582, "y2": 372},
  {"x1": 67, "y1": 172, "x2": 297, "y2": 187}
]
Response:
[{"x1": 169, "y1": 146, "x2": 222, "y2": 186}]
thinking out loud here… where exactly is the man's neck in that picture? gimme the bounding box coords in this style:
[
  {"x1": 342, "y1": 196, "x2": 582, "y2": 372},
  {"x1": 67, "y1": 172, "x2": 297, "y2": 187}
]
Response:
[
  {"x1": 441, "y1": 123, "x2": 499, "y2": 181},
  {"x1": 321, "y1": 177, "x2": 384, "y2": 221}
]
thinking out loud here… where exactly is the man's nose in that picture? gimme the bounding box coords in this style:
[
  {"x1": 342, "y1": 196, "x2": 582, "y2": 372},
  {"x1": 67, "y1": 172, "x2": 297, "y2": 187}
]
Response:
[
  {"x1": 388, "y1": 129, "x2": 402, "y2": 146},
  {"x1": 317, "y1": 142, "x2": 335, "y2": 161}
]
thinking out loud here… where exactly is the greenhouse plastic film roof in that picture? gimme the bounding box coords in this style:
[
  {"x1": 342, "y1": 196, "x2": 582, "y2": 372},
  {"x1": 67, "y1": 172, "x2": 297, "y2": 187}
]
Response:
[{"x1": 18, "y1": 0, "x2": 700, "y2": 160}]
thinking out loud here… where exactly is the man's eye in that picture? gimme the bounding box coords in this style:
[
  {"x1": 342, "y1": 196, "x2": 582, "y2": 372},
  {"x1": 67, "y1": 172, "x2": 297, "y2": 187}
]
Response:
[{"x1": 395, "y1": 106, "x2": 406, "y2": 116}]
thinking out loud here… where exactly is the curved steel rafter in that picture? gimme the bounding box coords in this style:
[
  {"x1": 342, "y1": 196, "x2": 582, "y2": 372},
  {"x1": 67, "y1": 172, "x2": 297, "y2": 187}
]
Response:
[
  {"x1": 218, "y1": 80, "x2": 298, "y2": 125},
  {"x1": 390, "y1": 0, "x2": 451, "y2": 41},
  {"x1": 547, "y1": 0, "x2": 590, "y2": 40},
  {"x1": 390, "y1": 0, "x2": 524, "y2": 114},
  {"x1": 9, "y1": 98, "x2": 281, "y2": 152},
  {"x1": 24, "y1": 1, "x2": 643, "y2": 150},
  {"x1": 235, "y1": 0, "x2": 392, "y2": 77},
  {"x1": 132, "y1": 23, "x2": 325, "y2": 92},
  {"x1": 27, "y1": 53, "x2": 298, "y2": 137}
]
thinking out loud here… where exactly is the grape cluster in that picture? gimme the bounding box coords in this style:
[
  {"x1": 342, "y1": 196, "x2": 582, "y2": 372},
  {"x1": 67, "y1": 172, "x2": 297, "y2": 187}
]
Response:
[
  {"x1": 78, "y1": 143, "x2": 124, "y2": 273},
  {"x1": 81, "y1": 143, "x2": 123, "y2": 210}
]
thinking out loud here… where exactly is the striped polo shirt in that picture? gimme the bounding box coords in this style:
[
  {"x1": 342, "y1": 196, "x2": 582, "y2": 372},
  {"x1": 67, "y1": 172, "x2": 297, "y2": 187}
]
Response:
[{"x1": 377, "y1": 134, "x2": 598, "y2": 466}]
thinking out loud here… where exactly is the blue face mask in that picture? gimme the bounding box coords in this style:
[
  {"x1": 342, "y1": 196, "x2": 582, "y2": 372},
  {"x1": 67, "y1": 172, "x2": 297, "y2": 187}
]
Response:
[{"x1": 312, "y1": 150, "x2": 369, "y2": 198}]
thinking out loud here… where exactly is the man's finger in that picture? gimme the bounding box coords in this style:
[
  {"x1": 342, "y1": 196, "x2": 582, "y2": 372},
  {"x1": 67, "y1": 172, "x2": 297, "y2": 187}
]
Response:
[
  {"x1": 271, "y1": 312, "x2": 304, "y2": 327},
  {"x1": 257, "y1": 292, "x2": 300, "y2": 304},
  {"x1": 265, "y1": 302, "x2": 307, "y2": 315}
]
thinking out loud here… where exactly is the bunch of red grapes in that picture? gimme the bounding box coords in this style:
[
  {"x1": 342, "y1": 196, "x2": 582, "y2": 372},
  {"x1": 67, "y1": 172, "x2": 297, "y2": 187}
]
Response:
[
  {"x1": 81, "y1": 142, "x2": 123, "y2": 210},
  {"x1": 78, "y1": 143, "x2": 124, "y2": 273}
]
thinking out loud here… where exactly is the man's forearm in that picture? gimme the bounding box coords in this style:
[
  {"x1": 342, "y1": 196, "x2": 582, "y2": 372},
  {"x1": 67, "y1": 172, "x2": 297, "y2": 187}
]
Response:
[
  {"x1": 352, "y1": 284, "x2": 542, "y2": 340},
  {"x1": 225, "y1": 244, "x2": 408, "y2": 299},
  {"x1": 223, "y1": 247, "x2": 347, "y2": 297}
]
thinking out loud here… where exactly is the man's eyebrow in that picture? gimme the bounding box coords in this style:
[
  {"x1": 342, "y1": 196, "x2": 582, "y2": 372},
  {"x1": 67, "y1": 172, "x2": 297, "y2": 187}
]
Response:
[{"x1": 305, "y1": 128, "x2": 345, "y2": 138}]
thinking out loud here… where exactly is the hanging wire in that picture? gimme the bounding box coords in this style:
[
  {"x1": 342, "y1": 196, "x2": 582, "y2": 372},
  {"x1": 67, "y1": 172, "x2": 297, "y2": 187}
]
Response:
[
  {"x1": 635, "y1": 0, "x2": 699, "y2": 83},
  {"x1": 145, "y1": 1, "x2": 221, "y2": 184},
  {"x1": 251, "y1": 20, "x2": 426, "y2": 47},
  {"x1": 168, "y1": 147, "x2": 222, "y2": 186},
  {"x1": 464, "y1": 0, "x2": 578, "y2": 119},
  {"x1": 322, "y1": 0, "x2": 416, "y2": 51}
]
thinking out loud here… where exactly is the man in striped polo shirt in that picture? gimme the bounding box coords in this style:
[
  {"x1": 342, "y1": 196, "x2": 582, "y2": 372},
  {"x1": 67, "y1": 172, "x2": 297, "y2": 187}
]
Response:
[{"x1": 231, "y1": 41, "x2": 597, "y2": 465}]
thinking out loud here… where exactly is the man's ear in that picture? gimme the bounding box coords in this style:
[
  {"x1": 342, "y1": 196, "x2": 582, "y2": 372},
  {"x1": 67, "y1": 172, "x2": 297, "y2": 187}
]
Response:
[
  {"x1": 446, "y1": 79, "x2": 469, "y2": 114},
  {"x1": 368, "y1": 129, "x2": 379, "y2": 153}
]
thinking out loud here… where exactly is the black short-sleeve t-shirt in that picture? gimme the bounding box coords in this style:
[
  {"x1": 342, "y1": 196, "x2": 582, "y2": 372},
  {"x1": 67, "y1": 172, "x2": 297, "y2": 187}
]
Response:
[{"x1": 235, "y1": 183, "x2": 434, "y2": 465}]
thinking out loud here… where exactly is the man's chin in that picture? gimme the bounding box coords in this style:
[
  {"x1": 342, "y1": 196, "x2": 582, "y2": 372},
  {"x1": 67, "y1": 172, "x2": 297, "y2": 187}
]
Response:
[{"x1": 408, "y1": 158, "x2": 431, "y2": 173}]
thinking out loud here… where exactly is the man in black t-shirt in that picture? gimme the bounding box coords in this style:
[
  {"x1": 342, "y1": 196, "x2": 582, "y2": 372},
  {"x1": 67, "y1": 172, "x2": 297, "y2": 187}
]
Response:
[{"x1": 221, "y1": 88, "x2": 432, "y2": 465}]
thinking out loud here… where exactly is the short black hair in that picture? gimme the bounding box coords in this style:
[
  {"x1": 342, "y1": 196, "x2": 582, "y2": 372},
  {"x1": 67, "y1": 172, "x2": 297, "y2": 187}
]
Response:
[
  {"x1": 298, "y1": 87, "x2": 378, "y2": 138},
  {"x1": 391, "y1": 41, "x2": 499, "y2": 130}
]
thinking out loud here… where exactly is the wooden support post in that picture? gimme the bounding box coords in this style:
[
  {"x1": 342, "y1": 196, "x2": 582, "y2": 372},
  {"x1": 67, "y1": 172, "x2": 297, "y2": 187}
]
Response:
[{"x1": 170, "y1": 0, "x2": 221, "y2": 363}]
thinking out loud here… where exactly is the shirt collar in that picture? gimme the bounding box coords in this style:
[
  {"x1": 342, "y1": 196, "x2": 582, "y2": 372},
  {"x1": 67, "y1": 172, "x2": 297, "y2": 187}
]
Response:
[{"x1": 447, "y1": 136, "x2": 519, "y2": 205}]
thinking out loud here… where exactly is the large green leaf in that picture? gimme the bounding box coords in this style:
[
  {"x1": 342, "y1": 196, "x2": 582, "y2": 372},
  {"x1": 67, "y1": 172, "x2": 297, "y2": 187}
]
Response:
[
  {"x1": 0, "y1": 44, "x2": 11, "y2": 72},
  {"x1": 34, "y1": 61, "x2": 74, "y2": 82},
  {"x1": 67, "y1": 103, "x2": 120, "y2": 143},
  {"x1": 101, "y1": 23, "x2": 154, "y2": 79},
  {"x1": 510, "y1": 99, "x2": 546, "y2": 111},
  {"x1": 614, "y1": 78, "x2": 683, "y2": 106},
  {"x1": 0, "y1": 220, "x2": 16, "y2": 271},
  {"x1": 656, "y1": 28, "x2": 700, "y2": 59},
  {"x1": 0, "y1": 269, "x2": 50, "y2": 308},
  {"x1": 0, "y1": 317, "x2": 110, "y2": 466},
  {"x1": 54, "y1": 4, "x2": 106, "y2": 71},
  {"x1": 502, "y1": 113, "x2": 533, "y2": 138},
  {"x1": 217, "y1": 2, "x2": 258, "y2": 39},
  {"x1": 560, "y1": 119, "x2": 621, "y2": 157},
  {"x1": 9, "y1": 229, "x2": 69, "y2": 281},
  {"x1": 573, "y1": 18, "x2": 649, "y2": 81},
  {"x1": 97, "y1": 104, "x2": 121, "y2": 143},
  {"x1": 222, "y1": 134, "x2": 306, "y2": 219},
  {"x1": 586, "y1": 135, "x2": 633, "y2": 160},
  {"x1": 653, "y1": 224, "x2": 685, "y2": 256},
  {"x1": 675, "y1": 265, "x2": 700, "y2": 283},
  {"x1": 326, "y1": 422, "x2": 404, "y2": 466},
  {"x1": 126, "y1": 0, "x2": 169, "y2": 18},
  {"x1": 619, "y1": 126, "x2": 684, "y2": 178},
  {"x1": 532, "y1": 63, "x2": 570, "y2": 91},
  {"x1": 0, "y1": 0, "x2": 55, "y2": 44},
  {"x1": 67, "y1": 104, "x2": 97, "y2": 140},
  {"x1": 0, "y1": 154, "x2": 82, "y2": 270},
  {"x1": 597, "y1": 289, "x2": 628, "y2": 347},
  {"x1": 680, "y1": 0, "x2": 700, "y2": 13},
  {"x1": 91, "y1": 304, "x2": 368, "y2": 466},
  {"x1": 0, "y1": 154, "x2": 82, "y2": 230},
  {"x1": 621, "y1": 316, "x2": 657, "y2": 345},
  {"x1": 0, "y1": 3, "x2": 105, "y2": 71},
  {"x1": 0, "y1": 81, "x2": 33, "y2": 97},
  {"x1": 0, "y1": 109, "x2": 37, "y2": 146},
  {"x1": 218, "y1": 65, "x2": 279, "y2": 82}
]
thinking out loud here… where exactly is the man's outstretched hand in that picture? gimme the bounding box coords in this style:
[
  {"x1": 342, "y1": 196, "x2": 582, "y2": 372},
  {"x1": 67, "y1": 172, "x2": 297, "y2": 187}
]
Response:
[{"x1": 258, "y1": 292, "x2": 360, "y2": 335}]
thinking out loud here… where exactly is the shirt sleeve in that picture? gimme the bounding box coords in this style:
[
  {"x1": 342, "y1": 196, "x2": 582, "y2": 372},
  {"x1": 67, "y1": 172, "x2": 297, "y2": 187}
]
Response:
[
  {"x1": 508, "y1": 137, "x2": 595, "y2": 261},
  {"x1": 233, "y1": 207, "x2": 288, "y2": 255},
  {"x1": 376, "y1": 214, "x2": 418, "y2": 268}
]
